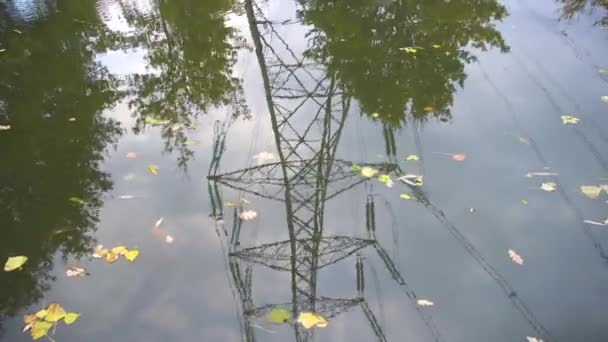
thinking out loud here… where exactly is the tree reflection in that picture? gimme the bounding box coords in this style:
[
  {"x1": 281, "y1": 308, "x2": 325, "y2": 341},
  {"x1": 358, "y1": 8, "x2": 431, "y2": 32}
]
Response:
[
  {"x1": 0, "y1": 0, "x2": 122, "y2": 335},
  {"x1": 559, "y1": 0, "x2": 608, "y2": 26},
  {"x1": 117, "y1": 0, "x2": 250, "y2": 170},
  {"x1": 299, "y1": 0, "x2": 509, "y2": 127}
]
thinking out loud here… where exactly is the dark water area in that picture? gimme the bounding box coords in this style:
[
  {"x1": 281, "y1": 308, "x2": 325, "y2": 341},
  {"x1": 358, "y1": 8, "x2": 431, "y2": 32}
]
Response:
[{"x1": 1, "y1": 0, "x2": 608, "y2": 341}]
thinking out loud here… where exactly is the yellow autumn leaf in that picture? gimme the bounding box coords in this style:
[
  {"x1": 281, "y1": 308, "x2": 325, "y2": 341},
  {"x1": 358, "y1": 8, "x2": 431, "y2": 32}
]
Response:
[
  {"x1": 406, "y1": 154, "x2": 419, "y2": 161},
  {"x1": 34, "y1": 309, "x2": 48, "y2": 319},
  {"x1": 64, "y1": 312, "x2": 80, "y2": 325},
  {"x1": 360, "y1": 167, "x2": 378, "y2": 178},
  {"x1": 266, "y1": 307, "x2": 291, "y2": 324},
  {"x1": 31, "y1": 321, "x2": 53, "y2": 340},
  {"x1": 124, "y1": 249, "x2": 140, "y2": 262},
  {"x1": 44, "y1": 304, "x2": 66, "y2": 323},
  {"x1": 105, "y1": 252, "x2": 119, "y2": 263},
  {"x1": 297, "y1": 312, "x2": 328, "y2": 329},
  {"x1": 581, "y1": 185, "x2": 602, "y2": 199},
  {"x1": 92, "y1": 245, "x2": 108, "y2": 258},
  {"x1": 148, "y1": 164, "x2": 159, "y2": 175},
  {"x1": 400, "y1": 193, "x2": 411, "y2": 200},
  {"x1": 561, "y1": 115, "x2": 580, "y2": 125},
  {"x1": 4, "y1": 256, "x2": 28, "y2": 271},
  {"x1": 111, "y1": 245, "x2": 128, "y2": 255},
  {"x1": 24, "y1": 314, "x2": 37, "y2": 325}
]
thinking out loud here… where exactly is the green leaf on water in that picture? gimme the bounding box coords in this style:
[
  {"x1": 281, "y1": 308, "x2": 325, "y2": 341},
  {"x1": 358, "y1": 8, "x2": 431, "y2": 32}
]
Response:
[
  {"x1": 400, "y1": 193, "x2": 412, "y2": 200},
  {"x1": 561, "y1": 115, "x2": 580, "y2": 125},
  {"x1": 351, "y1": 164, "x2": 362, "y2": 173},
  {"x1": 68, "y1": 197, "x2": 85, "y2": 205},
  {"x1": 521, "y1": 199, "x2": 528, "y2": 205},
  {"x1": 31, "y1": 321, "x2": 53, "y2": 340},
  {"x1": 64, "y1": 312, "x2": 80, "y2": 325},
  {"x1": 266, "y1": 307, "x2": 291, "y2": 324},
  {"x1": 4, "y1": 256, "x2": 28, "y2": 271},
  {"x1": 360, "y1": 167, "x2": 379, "y2": 178},
  {"x1": 378, "y1": 175, "x2": 391, "y2": 184}
]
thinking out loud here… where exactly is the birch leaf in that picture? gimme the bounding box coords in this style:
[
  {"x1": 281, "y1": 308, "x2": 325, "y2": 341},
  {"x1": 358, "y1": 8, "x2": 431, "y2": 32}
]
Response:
[
  {"x1": 561, "y1": 115, "x2": 580, "y2": 125},
  {"x1": 124, "y1": 250, "x2": 140, "y2": 262},
  {"x1": 297, "y1": 312, "x2": 328, "y2": 329},
  {"x1": 34, "y1": 310, "x2": 48, "y2": 319},
  {"x1": 580, "y1": 185, "x2": 602, "y2": 199},
  {"x1": 111, "y1": 246, "x2": 128, "y2": 255},
  {"x1": 148, "y1": 164, "x2": 159, "y2": 175},
  {"x1": 44, "y1": 304, "x2": 66, "y2": 323},
  {"x1": 31, "y1": 321, "x2": 53, "y2": 340},
  {"x1": 64, "y1": 312, "x2": 80, "y2": 325},
  {"x1": 4, "y1": 256, "x2": 28, "y2": 271},
  {"x1": 266, "y1": 307, "x2": 291, "y2": 324}
]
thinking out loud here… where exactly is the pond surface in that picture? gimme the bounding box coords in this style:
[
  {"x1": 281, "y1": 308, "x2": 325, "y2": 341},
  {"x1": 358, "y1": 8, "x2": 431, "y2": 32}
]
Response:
[{"x1": 1, "y1": 0, "x2": 608, "y2": 341}]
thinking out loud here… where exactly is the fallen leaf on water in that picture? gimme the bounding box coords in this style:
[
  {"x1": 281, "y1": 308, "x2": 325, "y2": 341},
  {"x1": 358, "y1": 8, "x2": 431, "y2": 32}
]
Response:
[
  {"x1": 432, "y1": 44, "x2": 441, "y2": 48},
  {"x1": 521, "y1": 199, "x2": 528, "y2": 205},
  {"x1": 4, "y1": 256, "x2": 28, "y2": 271},
  {"x1": 561, "y1": 115, "x2": 580, "y2": 125},
  {"x1": 508, "y1": 249, "x2": 524, "y2": 265},
  {"x1": 225, "y1": 201, "x2": 240, "y2": 207},
  {"x1": 24, "y1": 314, "x2": 37, "y2": 325},
  {"x1": 297, "y1": 312, "x2": 328, "y2": 329},
  {"x1": 526, "y1": 337, "x2": 544, "y2": 342},
  {"x1": 44, "y1": 304, "x2": 66, "y2": 323},
  {"x1": 371, "y1": 113, "x2": 380, "y2": 118},
  {"x1": 68, "y1": 197, "x2": 85, "y2": 205},
  {"x1": 540, "y1": 182, "x2": 557, "y2": 192},
  {"x1": 0, "y1": 49, "x2": 6, "y2": 53},
  {"x1": 266, "y1": 307, "x2": 291, "y2": 324},
  {"x1": 400, "y1": 193, "x2": 412, "y2": 200},
  {"x1": 154, "y1": 217, "x2": 164, "y2": 229},
  {"x1": 92, "y1": 245, "x2": 108, "y2": 258},
  {"x1": 165, "y1": 235, "x2": 174, "y2": 244},
  {"x1": 518, "y1": 136, "x2": 530, "y2": 145},
  {"x1": 68, "y1": 117, "x2": 76, "y2": 122},
  {"x1": 406, "y1": 154, "x2": 419, "y2": 161},
  {"x1": 105, "y1": 252, "x2": 119, "y2": 263},
  {"x1": 417, "y1": 299, "x2": 434, "y2": 306},
  {"x1": 240, "y1": 210, "x2": 258, "y2": 221},
  {"x1": 31, "y1": 321, "x2": 53, "y2": 340},
  {"x1": 360, "y1": 166, "x2": 379, "y2": 178},
  {"x1": 451, "y1": 153, "x2": 466, "y2": 161},
  {"x1": 601, "y1": 96, "x2": 608, "y2": 103},
  {"x1": 525, "y1": 172, "x2": 558, "y2": 178},
  {"x1": 124, "y1": 250, "x2": 140, "y2": 262},
  {"x1": 65, "y1": 266, "x2": 88, "y2": 277},
  {"x1": 64, "y1": 312, "x2": 80, "y2": 325},
  {"x1": 34, "y1": 310, "x2": 48, "y2": 319},
  {"x1": 118, "y1": 195, "x2": 134, "y2": 200},
  {"x1": 144, "y1": 117, "x2": 170, "y2": 125},
  {"x1": 111, "y1": 246, "x2": 128, "y2": 255},
  {"x1": 423, "y1": 106, "x2": 434, "y2": 112},
  {"x1": 378, "y1": 174, "x2": 391, "y2": 184},
  {"x1": 581, "y1": 185, "x2": 602, "y2": 199},
  {"x1": 13, "y1": 29, "x2": 22, "y2": 34},
  {"x1": 400, "y1": 47, "x2": 421, "y2": 54},
  {"x1": 148, "y1": 164, "x2": 159, "y2": 175},
  {"x1": 0, "y1": 125, "x2": 11, "y2": 130},
  {"x1": 125, "y1": 152, "x2": 137, "y2": 159}
]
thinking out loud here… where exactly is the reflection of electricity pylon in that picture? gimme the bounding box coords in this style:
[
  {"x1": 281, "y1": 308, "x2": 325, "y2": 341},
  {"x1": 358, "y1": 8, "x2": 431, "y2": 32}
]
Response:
[{"x1": 207, "y1": 1, "x2": 442, "y2": 341}]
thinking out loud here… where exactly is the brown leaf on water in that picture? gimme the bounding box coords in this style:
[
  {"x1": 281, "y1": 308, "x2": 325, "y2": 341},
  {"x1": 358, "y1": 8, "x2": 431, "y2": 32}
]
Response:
[
  {"x1": 65, "y1": 266, "x2": 88, "y2": 277},
  {"x1": 105, "y1": 252, "x2": 119, "y2": 263}
]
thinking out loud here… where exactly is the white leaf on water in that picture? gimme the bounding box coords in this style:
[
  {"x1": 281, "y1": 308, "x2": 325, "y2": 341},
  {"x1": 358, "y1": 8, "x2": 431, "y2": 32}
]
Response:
[
  {"x1": 118, "y1": 195, "x2": 134, "y2": 200},
  {"x1": 155, "y1": 217, "x2": 164, "y2": 229},
  {"x1": 417, "y1": 299, "x2": 434, "y2": 307},
  {"x1": 240, "y1": 210, "x2": 258, "y2": 221}
]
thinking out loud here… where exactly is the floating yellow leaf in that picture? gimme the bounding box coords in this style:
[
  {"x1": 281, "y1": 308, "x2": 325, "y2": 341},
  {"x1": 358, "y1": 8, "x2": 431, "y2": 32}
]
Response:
[
  {"x1": 508, "y1": 249, "x2": 524, "y2": 265},
  {"x1": 148, "y1": 164, "x2": 159, "y2": 175},
  {"x1": 581, "y1": 185, "x2": 602, "y2": 199},
  {"x1": 423, "y1": 106, "x2": 434, "y2": 112},
  {"x1": 4, "y1": 256, "x2": 28, "y2": 271},
  {"x1": 68, "y1": 197, "x2": 85, "y2": 205},
  {"x1": 360, "y1": 167, "x2": 379, "y2": 178},
  {"x1": 371, "y1": 113, "x2": 380, "y2": 118},
  {"x1": 44, "y1": 304, "x2": 66, "y2": 323},
  {"x1": 34, "y1": 309, "x2": 48, "y2": 319},
  {"x1": 225, "y1": 201, "x2": 239, "y2": 207},
  {"x1": 31, "y1": 321, "x2": 53, "y2": 340},
  {"x1": 406, "y1": 154, "x2": 419, "y2": 161},
  {"x1": 111, "y1": 245, "x2": 128, "y2": 255},
  {"x1": 378, "y1": 175, "x2": 391, "y2": 184},
  {"x1": 417, "y1": 299, "x2": 434, "y2": 306},
  {"x1": 92, "y1": 245, "x2": 108, "y2": 259},
  {"x1": 400, "y1": 193, "x2": 411, "y2": 200},
  {"x1": 561, "y1": 115, "x2": 580, "y2": 125},
  {"x1": 64, "y1": 312, "x2": 80, "y2": 325},
  {"x1": 24, "y1": 314, "x2": 37, "y2": 325},
  {"x1": 124, "y1": 249, "x2": 140, "y2": 262},
  {"x1": 432, "y1": 44, "x2": 441, "y2": 48},
  {"x1": 540, "y1": 182, "x2": 557, "y2": 192},
  {"x1": 65, "y1": 266, "x2": 88, "y2": 277},
  {"x1": 105, "y1": 252, "x2": 119, "y2": 263},
  {"x1": 266, "y1": 307, "x2": 291, "y2": 324},
  {"x1": 297, "y1": 312, "x2": 328, "y2": 329}
]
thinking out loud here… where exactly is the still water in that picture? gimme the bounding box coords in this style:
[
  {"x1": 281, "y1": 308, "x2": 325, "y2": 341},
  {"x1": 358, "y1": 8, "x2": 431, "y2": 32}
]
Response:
[{"x1": 1, "y1": 0, "x2": 608, "y2": 341}]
